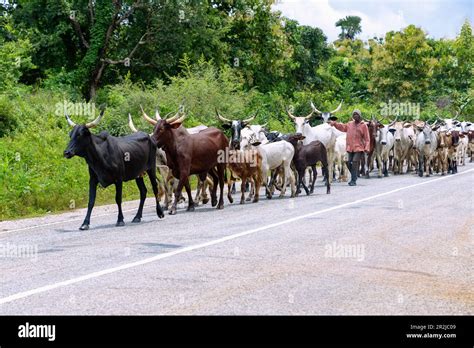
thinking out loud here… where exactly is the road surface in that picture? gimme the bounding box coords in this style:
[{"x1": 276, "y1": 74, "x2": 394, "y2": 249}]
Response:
[{"x1": 0, "y1": 164, "x2": 473, "y2": 315}]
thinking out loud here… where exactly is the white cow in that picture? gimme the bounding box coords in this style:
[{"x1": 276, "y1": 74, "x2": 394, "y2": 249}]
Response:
[
  {"x1": 374, "y1": 123, "x2": 395, "y2": 177},
  {"x1": 286, "y1": 101, "x2": 344, "y2": 184},
  {"x1": 246, "y1": 132, "x2": 296, "y2": 198},
  {"x1": 415, "y1": 122, "x2": 439, "y2": 177},
  {"x1": 334, "y1": 134, "x2": 348, "y2": 182},
  {"x1": 390, "y1": 121, "x2": 417, "y2": 174}
]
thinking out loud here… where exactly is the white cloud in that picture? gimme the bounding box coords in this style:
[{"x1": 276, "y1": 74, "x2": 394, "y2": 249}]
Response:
[{"x1": 273, "y1": 0, "x2": 412, "y2": 41}]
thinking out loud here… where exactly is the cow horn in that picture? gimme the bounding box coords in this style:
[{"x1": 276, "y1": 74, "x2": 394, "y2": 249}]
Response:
[
  {"x1": 155, "y1": 109, "x2": 161, "y2": 120},
  {"x1": 330, "y1": 100, "x2": 343, "y2": 114},
  {"x1": 243, "y1": 114, "x2": 256, "y2": 124},
  {"x1": 170, "y1": 113, "x2": 186, "y2": 125},
  {"x1": 388, "y1": 115, "x2": 398, "y2": 127},
  {"x1": 310, "y1": 101, "x2": 323, "y2": 114},
  {"x1": 65, "y1": 112, "x2": 76, "y2": 127},
  {"x1": 140, "y1": 105, "x2": 157, "y2": 125},
  {"x1": 166, "y1": 109, "x2": 183, "y2": 123},
  {"x1": 128, "y1": 113, "x2": 138, "y2": 133},
  {"x1": 215, "y1": 108, "x2": 232, "y2": 123},
  {"x1": 85, "y1": 109, "x2": 105, "y2": 128},
  {"x1": 286, "y1": 107, "x2": 296, "y2": 120},
  {"x1": 305, "y1": 109, "x2": 315, "y2": 120}
]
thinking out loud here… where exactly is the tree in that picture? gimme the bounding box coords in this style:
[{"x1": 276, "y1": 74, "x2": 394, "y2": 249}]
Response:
[
  {"x1": 369, "y1": 25, "x2": 436, "y2": 102},
  {"x1": 335, "y1": 16, "x2": 362, "y2": 41},
  {"x1": 283, "y1": 19, "x2": 331, "y2": 90}
]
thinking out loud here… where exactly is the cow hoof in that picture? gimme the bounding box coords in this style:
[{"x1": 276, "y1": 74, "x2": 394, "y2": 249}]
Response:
[
  {"x1": 202, "y1": 198, "x2": 209, "y2": 204},
  {"x1": 384, "y1": 174, "x2": 388, "y2": 177},
  {"x1": 266, "y1": 195, "x2": 272, "y2": 200},
  {"x1": 169, "y1": 209, "x2": 177, "y2": 215},
  {"x1": 116, "y1": 221, "x2": 125, "y2": 227},
  {"x1": 157, "y1": 211, "x2": 165, "y2": 219},
  {"x1": 132, "y1": 217, "x2": 141, "y2": 223},
  {"x1": 187, "y1": 205, "x2": 195, "y2": 212},
  {"x1": 79, "y1": 224, "x2": 89, "y2": 231},
  {"x1": 240, "y1": 200, "x2": 245, "y2": 204},
  {"x1": 211, "y1": 198, "x2": 218, "y2": 207},
  {"x1": 228, "y1": 196, "x2": 234, "y2": 204},
  {"x1": 162, "y1": 206, "x2": 168, "y2": 211},
  {"x1": 377, "y1": 175, "x2": 382, "y2": 178},
  {"x1": 217, "y1": 204, "x2": 224, "y2": 210},
  {"x1": 252, "y1": 198, "x2": 259, "y2": 203}
]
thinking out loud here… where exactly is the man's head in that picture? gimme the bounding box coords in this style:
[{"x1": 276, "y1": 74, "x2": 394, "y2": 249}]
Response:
[{"x1": 352, "y1": 109, "x2": 362, "y2": 123}]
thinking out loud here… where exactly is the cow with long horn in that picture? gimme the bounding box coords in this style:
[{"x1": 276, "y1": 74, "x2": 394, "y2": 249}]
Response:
[
  {"x1": 130, "y1": 107, "x2": 212, "y2": 209},
  {"x1": 63, "y1": 108, "x2": 164, "y2": 230},
  {"x1": 144, "y1": 107, "x2": 229, "y2": 214},
  {"x1": 287, "y1": 101, "x2": 345, "y2": 185}
]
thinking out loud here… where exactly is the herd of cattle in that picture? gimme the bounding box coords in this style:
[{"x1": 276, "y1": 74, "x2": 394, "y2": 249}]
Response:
[{"x1": 63, "y1": 102, "x2": 473, "y2": 230}]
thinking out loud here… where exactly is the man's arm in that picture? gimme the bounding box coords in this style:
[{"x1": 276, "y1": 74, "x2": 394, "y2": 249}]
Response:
[{"x1": 329, "y1": 121, "x2": 348, "y2": 132}]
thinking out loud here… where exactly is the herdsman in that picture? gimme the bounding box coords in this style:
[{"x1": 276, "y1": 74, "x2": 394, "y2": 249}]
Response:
[{"x1": 329, "y1": 109, "x2": 370, "y2": 186}]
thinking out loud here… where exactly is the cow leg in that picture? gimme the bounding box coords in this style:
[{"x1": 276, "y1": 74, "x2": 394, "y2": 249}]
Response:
[
  {"x1": 194, "y1": 178, "x2": 203, "y2": 205},
  {"x1": 209, "y1": 169, "x2": 219, "y2": 207},
  {"x1": 252, "y1": 175, "x2": 260, "y2": 203},
  {"x1": 217, "y1": 164, "x2": 225, "y2": 209},
  {"x1": 240, "y1": 177, "x2": 246, "y2": 204},
  {"x1": 246, "y1": 179, "x2": 254, "y2": 201},
  {"x1": 418, "y1": 154, "x2": 424, "y2": 177},
  {"x1": 80, "y1": 174, "x2": 98, "y2": 230},
  {"x1": 183, "y1": 178, "x2": 195, "y2": 212},
  {"x1": 231, "y1": 182, "x2": 237, "y2": 195},
  {"x1": 376, "y1": 153, "x2": 382, "y2": 178},
  {"x1": 227, "y1": 173, "x2": 234, "y2": 204},
  {"x1": 309, "y1": 165, "x2": 317, "y2": 194},
  {"x1": 279, "y1": 165, "x2": 288, "y2": 198},
  {"x1": 114, "y1": 181, "x2": 125, "y2": 227},
  {"x1": 132, "y1": 177, "x2": 147, "y2": 223},
  {"x1": 323, "y1": 165, "x2": 331, "y2": 194},
  {"x1": 147, "y1": 169, "x2": 165, "y2": 218}
]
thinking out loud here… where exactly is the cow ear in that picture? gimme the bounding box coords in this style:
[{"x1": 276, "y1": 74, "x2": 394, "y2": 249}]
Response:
[
  {"x1": 313, "y1": 115, "x2": 323, "y2": 120},
  {"x1": 251, "y1": 141, "x2": 261, "y2": 147},
  {"x1": 388, "y1": 128, "x2": 396, "y2": 134},
  {"x1": 221, "y1": 123, "x2": 232, "y2": 130},
  {"x1": 329, "y1": 116, "x2": 338, "y2": 121}
]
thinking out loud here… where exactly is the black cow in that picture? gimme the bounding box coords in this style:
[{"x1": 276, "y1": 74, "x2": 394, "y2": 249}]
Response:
[
  {"x1": 63, "y1": 110, "x2": 164, "y2": 230},
  {"x1": 286, "y1": 134, "x2": 330, "y2": 196}
]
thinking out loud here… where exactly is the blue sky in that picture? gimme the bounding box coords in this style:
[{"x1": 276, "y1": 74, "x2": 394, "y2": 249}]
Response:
[{"x1": 273, "y1": 0, "x2": 473, "y2": 42}]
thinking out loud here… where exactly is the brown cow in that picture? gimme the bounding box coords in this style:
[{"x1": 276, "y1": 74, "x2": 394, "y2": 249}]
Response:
[
  {"x1": 145, "y1": 110, "x2": 228, "y2": 214},
  {"x1": 360, "y1": 116, "x2": 378, "y2": 177},
  {"x1": 435, "y1": 130, "x2": 450, "y2": 175}
]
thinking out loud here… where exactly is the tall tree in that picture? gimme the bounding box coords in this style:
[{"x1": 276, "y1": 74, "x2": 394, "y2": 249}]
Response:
[{"x1": 335, "y1": 16, "x2": 362, "y2": 41}]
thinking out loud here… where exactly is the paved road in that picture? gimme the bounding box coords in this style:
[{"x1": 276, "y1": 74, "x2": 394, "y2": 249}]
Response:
[{"x1": 0, "y1": 164, "x2": 473, "y2": 315}]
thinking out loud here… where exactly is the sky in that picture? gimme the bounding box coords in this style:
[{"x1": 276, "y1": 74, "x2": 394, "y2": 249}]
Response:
[{"x1": 273, "y1": 0, "x2": 473, "y2": 42}]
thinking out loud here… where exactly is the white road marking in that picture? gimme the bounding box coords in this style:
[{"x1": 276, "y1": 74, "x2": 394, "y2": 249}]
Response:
[{"x1": 0, "y1": 168, "x2": 472, "y2": 305}]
